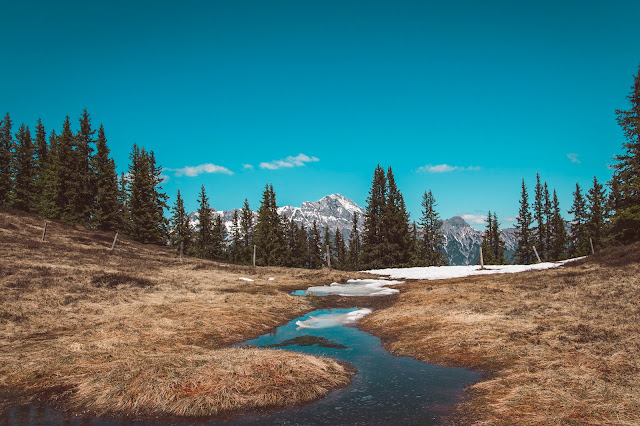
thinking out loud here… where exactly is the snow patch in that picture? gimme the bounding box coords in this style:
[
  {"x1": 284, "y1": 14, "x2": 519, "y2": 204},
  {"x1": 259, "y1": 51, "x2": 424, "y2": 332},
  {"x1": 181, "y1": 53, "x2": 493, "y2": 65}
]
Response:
[
  {"x1": 239, "y1": 277, "x2": 255, "y2": 282},
  {"x1": 304, "y1": 279, "x2": 404, "y2": 297},
  {"x1": 268, "y1": 277, "x2": 275, "y2": 281},
  {"x1": 295, "y1": 308, "x2": 373, "y2": 329},
  {"x1": 364, "y1": 258, "x2": 582, "y2": 281}
]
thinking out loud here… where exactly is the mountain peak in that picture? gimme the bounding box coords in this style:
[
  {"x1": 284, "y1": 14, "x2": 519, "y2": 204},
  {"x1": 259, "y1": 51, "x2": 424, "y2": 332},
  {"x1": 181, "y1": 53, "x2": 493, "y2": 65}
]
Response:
[{"x1": 444, "y1": 216, "x2": 471, "y2": 228}]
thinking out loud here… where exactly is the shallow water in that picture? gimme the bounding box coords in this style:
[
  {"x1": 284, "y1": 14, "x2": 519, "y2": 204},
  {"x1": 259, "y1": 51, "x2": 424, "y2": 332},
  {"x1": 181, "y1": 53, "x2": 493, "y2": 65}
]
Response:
[
  {"x1": 4, "y1": 308, "x2": 479, "y2": 425},
  {"x1": 292, "y1": 278, "x2": 404, "y2": 296}
]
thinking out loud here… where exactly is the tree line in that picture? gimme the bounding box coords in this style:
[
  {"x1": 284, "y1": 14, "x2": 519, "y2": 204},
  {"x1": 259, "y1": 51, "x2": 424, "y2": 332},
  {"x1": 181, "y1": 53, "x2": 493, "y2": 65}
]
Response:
[
  {"x1": 167, "y1": 166, "x2": 447, "y2": 270},
  {"x1": 0, "y1": 110, "x2": 167, "y2": 244}
]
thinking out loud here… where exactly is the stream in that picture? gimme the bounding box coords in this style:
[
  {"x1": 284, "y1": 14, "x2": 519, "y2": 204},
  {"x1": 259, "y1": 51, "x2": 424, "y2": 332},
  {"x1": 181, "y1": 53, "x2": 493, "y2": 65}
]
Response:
[{"x1": 4, "y1": 281, "x2": 480, "y2": 425}]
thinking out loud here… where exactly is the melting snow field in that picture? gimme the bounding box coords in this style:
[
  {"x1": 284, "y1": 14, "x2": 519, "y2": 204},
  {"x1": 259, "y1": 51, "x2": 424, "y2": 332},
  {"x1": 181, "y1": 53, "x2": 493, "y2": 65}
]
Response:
[
  {"x1": 365, "y1": 258, "x2": 582, "y2": 281},
  {"x1": 295, "y1": 308, "x2": 373, "y2": 329},
  {"x1": 301, "y1": 279, "x2": 405, "y2": 297}
]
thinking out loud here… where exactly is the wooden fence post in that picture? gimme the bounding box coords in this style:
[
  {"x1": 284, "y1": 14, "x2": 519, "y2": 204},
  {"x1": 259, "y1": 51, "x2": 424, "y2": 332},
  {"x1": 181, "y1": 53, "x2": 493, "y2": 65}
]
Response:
[
  {"x1": 589, "y1": 238, "x2": 595, "y2": 255},
  {"x1": 180, "y1": 241, "x2": 184, "y2": 262},
  {"x1": 253, "y1": 245, "x2": 256, "y2": 268},
  {"x1": 41, "y1": 222, "x2": 48, "y2": 242},
  {"x1": 479, "y1": 247, "x2": 484, "y2": 269},
  {"x1": 110, "y1": 232, "x2": 119, "y2": 250},
  {"x1": 533, "y1": 246, "x2": 542, "y2": 263},
  {"x1": 326, "y1": 245, "x2": 331, "y2": 269}
]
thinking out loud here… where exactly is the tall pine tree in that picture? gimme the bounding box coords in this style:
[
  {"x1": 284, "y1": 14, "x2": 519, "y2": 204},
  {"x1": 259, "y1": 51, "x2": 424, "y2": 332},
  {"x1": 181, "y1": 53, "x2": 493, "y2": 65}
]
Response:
[
  {"x1": 92, "y1": 125, "x2": 120, "y2": 231},
  {"x1": 514, "y1": 179, "x2": 535, "y2": 264},
  {"x1": 418, "y1": 190, "x2": 446, "y2": 266},
  {"x1": 195, "y1": 185, "x2": 213, "y2": 258},
  {"x1": 586, "y1": 176, "x2": 607, "y2": 250},
  {"x1": 568, "y1": 183, "x2": 589, "y2": 257},
  {"x1": 169, "y1": 190, "x2": 192, "y2": 254},
  {"x1": 348, "y1": 212, "x2": 361, "y2": 270},
  {"x1": 608, "y1": 65, "x2": 640, "y2": 244},
  {"x1": 12, "y1": 124, "x2": 36, "y2": 211},
  {"x1": 0, "y1": 113, "x2": 13, "y2": 205},
  {"x1": 361, "y1": 165, "x2": 387, "y2": 268},
  {"x1": 533, "y1": 173, "x2": 546, "y2": 260},
  {"x1": 549, "y1": 189, "x2": 568, "y2": 260}
]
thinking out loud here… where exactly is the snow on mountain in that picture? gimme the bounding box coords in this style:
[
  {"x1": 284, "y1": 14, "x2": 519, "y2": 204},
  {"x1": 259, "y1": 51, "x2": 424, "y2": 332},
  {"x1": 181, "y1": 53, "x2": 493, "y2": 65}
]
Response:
[{"x1": 188, "y1": 195, "x2": 517, "y2": 266}]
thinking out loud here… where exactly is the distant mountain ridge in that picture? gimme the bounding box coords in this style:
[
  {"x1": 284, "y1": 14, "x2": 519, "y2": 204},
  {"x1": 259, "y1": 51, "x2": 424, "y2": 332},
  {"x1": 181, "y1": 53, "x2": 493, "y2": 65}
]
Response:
[{"x1": 189, "y1": 194, "x2": 517, "y2": 266}]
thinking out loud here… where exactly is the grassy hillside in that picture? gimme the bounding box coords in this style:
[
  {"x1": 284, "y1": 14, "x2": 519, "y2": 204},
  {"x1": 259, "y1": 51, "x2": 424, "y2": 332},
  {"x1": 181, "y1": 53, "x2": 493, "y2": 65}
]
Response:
[
  {"x1": 0, "y1": 208, "x2": 366, "y2": 419},
  {"x1": 362, "y1": 242, "x2": 640, "y2": 424}
]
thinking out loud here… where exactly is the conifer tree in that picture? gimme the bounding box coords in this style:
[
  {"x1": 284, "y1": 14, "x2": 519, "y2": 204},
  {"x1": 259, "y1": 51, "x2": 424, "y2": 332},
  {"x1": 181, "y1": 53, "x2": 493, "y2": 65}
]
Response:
[
  {"x1": 297, "y1": 223, "x2": 310, "y2": 268},
  {"x1": 12, "y1": 124, "x2": 36, "y2": 211},
  {"x1": 334, "y1": 227, "x2": 347, "y2": 270},
  {"x1": 33, "y1": 119, "x2": 48, "y2": 212},
  {"x1": 283, "y1": 218, "x2": 299, "y2": 267},
  {"x1": 533, "y1": 173, "x2": 546, "y2": 260},
  {"x1": 240, "y1": 198, "x2": 254, "y2": 263},
  {"x1": 408, "y1": 222, "x2": 421, "y2": 266},
  {"x1": 348, "y1": 212, "x2": 362, "y2": 270},
  {"x1": 549, "y1": 189, "x2": 568, "y2": 260},
  {"x1": 308, "y1": 219, "x2": 323, "y2": 269},
  {"x1": 381, "y1": 167, "x2": 412, "y2": 266},
  {"x1": 543, "y1": 183, "x2": 552, "y2": 260},
  {"x1": 322, "y1": 227, "x2": 333, "y2": 266},
  {"x1": 73, "y1": 110, "x2": 95, "y2": 225},
  {"x1": 127, "y1": 145, "x2": 167, "y2": 244},
  {"x1": 211, "y1": 214, "x2": 226, "y2": 260},
  {"x1": 117, "y1": 171, "x2": 130, "y2": 233},
  {"x1": 586, "y1": 176, "x2": 607, "y2": 250},
  {"x1": 254, "y1": 184, "x2": 286, "y2": 266},
  {"x1": 195, "y1": 185, "x2": 213, "y2": 258},
  {"x1": 568, "y1": 183, "x2": 590, "y2": 257},
  {"x1": 361, "y1": 165, "x2": 387, "y2": 268},
  {"x1": 418, "y1": 190, "x2": 446, "y2": 266},
  {"x1": 229, "y1": 209, "x2": 242, "y2": 263},
  {"x1": 0, "y1": 113, "x2": 13, "y2": 205},
  {"x1": 92, "y1": 125, "x2": 120, "y2": 231},
  {"x1": 481, "y1": 211, "x2": 496, "y2": 265},
  {"x1": 169, "y1": 190, "x2": 192, "y2": 254},
  {"x1": 514, "y1": 179, "x2": 535, "y2": 264},
  {"x1": 56, "y1": 116, "x2": 80, "y2": 222},
  {"x1": 492, "y1": 212, "x2": 506, "y2": 264},
  {"x1": 40, "y1": 130, "x2": 60, "y2": 219},
  {"x1": 608, "y1": 64, "x2": 640, "y2": 244}
]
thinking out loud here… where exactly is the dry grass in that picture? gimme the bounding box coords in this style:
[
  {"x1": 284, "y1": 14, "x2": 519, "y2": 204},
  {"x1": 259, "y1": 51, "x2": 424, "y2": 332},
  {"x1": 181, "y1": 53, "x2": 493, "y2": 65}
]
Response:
[
  {"x1": 0, "y1": 208, "x2": 364, "y2": 419},
  {"x1": 361, "y1": 243, "x2": 640, "y2": 424}
]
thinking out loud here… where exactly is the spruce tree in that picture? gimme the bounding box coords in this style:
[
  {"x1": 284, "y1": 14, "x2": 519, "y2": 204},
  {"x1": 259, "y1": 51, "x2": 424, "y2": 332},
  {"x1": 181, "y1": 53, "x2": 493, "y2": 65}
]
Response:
[
  {"x1": 348, "y1": 212, "x2": 362, "y2": 270},
  {"x1": 92, "y1": 125, "x2": 120, "y2": 231},
  {"x1": 56, "y1": 116, "x2": 80, "y2": 223},
  {"x1": 418, "y1": 190, "x2": 446, "y2": 266},
  {"x1": 12, "y1": 124, "x2": 36, "y2": 211},
  {"x1": 283, "y1": 218, "x2": 299, "y2": 267},
  {"x1": 586, "y1": 176, "x2": 607, "y2": 250},
  {"x1": 240, "y1": 198, "x2": 254, "y2": 263},
  {"x1": 0, "y1": 113, "x2": 13, "y2": 205},
  {"x1": 211, "y1": 214, "x2": 226, "y2": 260},
  {"x1": 492, "y1": 212, "x2": 506, "y2": 264},
  {"x1": 361, "y1": 165, "x2": 387, "y2": 268},
  {"x1": 73, "y1": 110, "x2": 96, "y2": 225},
  {"x1": 568, "y1": 183, "x2": 590, "y2": 257},
  {"x1": 322, "y1": 227, "x2": 333, "y2": 267},
  {"x1": 533, "y1": 173, "x2": 546, "y2": 260},
  {"x1": 381, "y1": 167, "x2": 412, "y2": 266},
  {"x1": 254, "y1": 184, "x2": 286, "y2": 266},
  {"x1": 543, "y1": 183, "x2": 552, "y2": 260},
  {"x1": 608, "y1": 64, "x2": 640, "y2": 244},
  {"x1": 481, "y1": 211, "x2": 496, "y2": 265},
  {"x1": 514, "y1": 179, "x2": 535, "y2": 264},
  {"x1": 308, "y1": 219, "x2": 323, "y2": 269},
  {"x1": 408, "y1": 222, "x2": 421, "y2": 267},
  {"x1": 229, "y1": 209, "x2": 242, "y2": 264},
  {"x1": 40, "y1": 130, "x2": 60, "y2": 219},
  {"x1": 117, "y1": 171, "x2": 130, "y2": 234},
  {"x1": 33, "y1": 119, "x2": 48, "y2": 212},
  {"x1": 549, "y1": 189, "x2": 568, "y2": 260},
  {"x1": 195, "y1": 185, "x2": 213, "y2": 258},
  {"x1": 169, "y1": 190, "x2": 192, "y2": 254},
  {"x1": 297, "y1": 223, "x2": 310, "y2": 268},
  {"x1": 334, "y1": 227, "x2": 347, "y2": 270}
]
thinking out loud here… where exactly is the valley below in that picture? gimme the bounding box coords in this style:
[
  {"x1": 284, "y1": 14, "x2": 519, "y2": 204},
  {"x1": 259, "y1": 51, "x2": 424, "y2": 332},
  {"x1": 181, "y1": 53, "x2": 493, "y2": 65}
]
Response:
[{"x1": 1, "y1": 208, "x2": 639, "y2": 424}]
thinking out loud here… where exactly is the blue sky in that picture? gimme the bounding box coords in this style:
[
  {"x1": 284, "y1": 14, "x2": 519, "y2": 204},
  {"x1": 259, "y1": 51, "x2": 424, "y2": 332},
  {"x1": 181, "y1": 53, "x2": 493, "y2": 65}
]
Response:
[{"x1": 2, "y1": 0, "x2": 639, "y2": 228}]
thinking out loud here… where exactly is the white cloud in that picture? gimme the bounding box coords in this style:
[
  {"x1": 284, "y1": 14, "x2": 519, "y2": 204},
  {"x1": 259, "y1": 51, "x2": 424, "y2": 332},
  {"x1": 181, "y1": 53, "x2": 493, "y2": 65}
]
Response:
[
  {"x1": 260, "y1": 153, "x2": 319, "y2": 170},
  {"x1": 567, "y1": 153, "x2": 581, "y2": 164},
  {"x1": 460, "y1": 213, "x2": 487, "y2": 225},
  {"x1": 243, "y1": 164, "x2": 254, "y2": 170},
  {"x1": 169, "y1": 163, "x2": 233, "y2": 177},
  {"x1": 503, "y1": 216, "x2": 518, "y2": 223},
  {"x1": 417, "y1": 164, "x2": 481, "y2": 173}
]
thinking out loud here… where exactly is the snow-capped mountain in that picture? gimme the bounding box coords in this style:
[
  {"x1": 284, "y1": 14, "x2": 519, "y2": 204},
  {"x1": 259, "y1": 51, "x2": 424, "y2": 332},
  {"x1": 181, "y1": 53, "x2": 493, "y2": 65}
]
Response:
[
  {"x1": 188, "y1": 195, "x2": 517, "y2": 265},
  {"x1": 440, "y1": 216, "x2": 517, "y2": 265}
]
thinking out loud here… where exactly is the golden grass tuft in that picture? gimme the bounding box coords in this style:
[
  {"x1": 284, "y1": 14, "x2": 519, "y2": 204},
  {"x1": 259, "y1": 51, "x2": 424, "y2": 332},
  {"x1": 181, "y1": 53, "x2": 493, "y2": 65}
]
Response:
[
  {"x1": 361, "y1": 243, "x2": 640, "y2": 424},
  {"x1": 0, "y1": 208, "x2": 355, "y2": 419}
]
